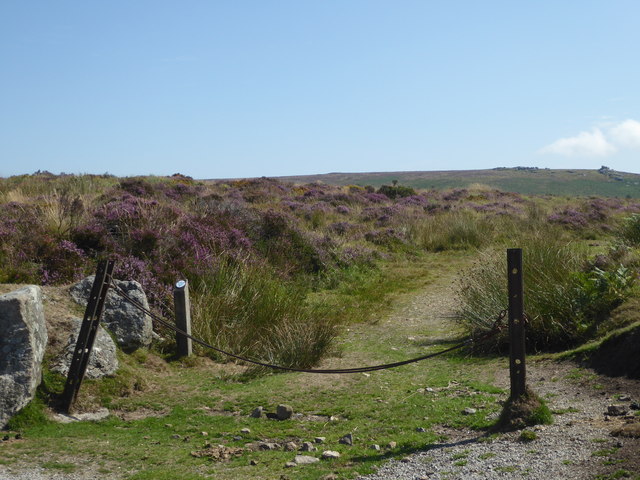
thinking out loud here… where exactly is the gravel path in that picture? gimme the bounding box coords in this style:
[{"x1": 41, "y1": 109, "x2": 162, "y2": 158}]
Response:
[
  {"x1": 357, "y1": 360, "x2": 639, "y2": 480},
  {"x1": 356, "y1": 269, "x2": 640, "y2": 480}
]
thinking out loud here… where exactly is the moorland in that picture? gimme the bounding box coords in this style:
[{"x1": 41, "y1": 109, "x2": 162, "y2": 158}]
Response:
[{"x1": 0, "y1": 169, "x2": 639, "y2": 479}]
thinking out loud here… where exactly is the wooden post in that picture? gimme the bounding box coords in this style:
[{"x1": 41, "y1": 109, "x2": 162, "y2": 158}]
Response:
[
  {"x1": 173, "y1": 279, "x2": 192, "y2": 357},
  {"x1": 507, "y1": 248, "x2": 526, "y2": 399}
]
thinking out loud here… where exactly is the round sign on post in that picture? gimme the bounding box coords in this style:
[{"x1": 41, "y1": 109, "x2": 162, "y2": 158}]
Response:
[{"x1": 173, "y1": 279, "x2": 192, "y2": 357}]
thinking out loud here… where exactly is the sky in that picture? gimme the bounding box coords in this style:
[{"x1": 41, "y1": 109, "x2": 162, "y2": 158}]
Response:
[{"x1": 1, "y1": 1, "x2": 640, "y2": 179}]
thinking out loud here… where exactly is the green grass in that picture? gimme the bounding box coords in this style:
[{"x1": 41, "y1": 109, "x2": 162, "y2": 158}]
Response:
[
  {"x1": 1, "y1": 254, "x2": 509, "y2": 480},
  {"x1": 41, "y1": 461, "x2": 77, "y2": 473},
  {"x1": 280, "y1": 168, "x2": 640, "y2": 198}
]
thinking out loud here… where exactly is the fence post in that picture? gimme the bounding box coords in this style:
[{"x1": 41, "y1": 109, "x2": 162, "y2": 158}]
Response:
[
  {"x1": 61, "y1": 259, "x2": 114, "y2": 413},
  {"x1": 173, "y1": 279, "x2": 192, "y2": 357},
  {"x1": 507, "y1": 248, "x2": 527, "y2": 399}
]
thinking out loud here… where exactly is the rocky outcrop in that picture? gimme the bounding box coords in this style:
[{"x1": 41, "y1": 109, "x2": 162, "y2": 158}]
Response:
[
  {"x1": 0, "y1": 286, "x2": 48, "y2": 428},
  {"x1": 70, "y1": 276, "x2": 152, "y2": 352},
  {"x1": 51, "y1": 318, "x2": 118, "y2": 379}
]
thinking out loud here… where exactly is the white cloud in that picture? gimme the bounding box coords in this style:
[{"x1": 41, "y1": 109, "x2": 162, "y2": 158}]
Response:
[
  {"x1": 539, "y1": 128, "x2": 616, "y2": 157},
  {"x1": 609, "y1": 119, "x2": 640, "y2": 148}
]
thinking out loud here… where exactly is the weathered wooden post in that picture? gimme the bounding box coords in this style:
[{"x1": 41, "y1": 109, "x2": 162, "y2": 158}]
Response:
[
  {"x1": 173, "y1": 279, "x2": 192, "y2": 357},
  {"x1": 507, "y1": 248, "x2": 526, "y2": 399}
]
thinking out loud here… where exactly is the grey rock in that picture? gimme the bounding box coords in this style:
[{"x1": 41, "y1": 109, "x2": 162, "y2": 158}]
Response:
[
  {"x1": 314, "y1": 436, "x2": 326, "y2": 444},
  {"x1": 284, "y1": 441, "x2": 298, "y2": 451},
  {"x1": 294, "y1": 455, "x2": 320, "y2": 465},
  {"x1": 300, "y1": 441, "x2": 316, "y2": 452},
  {"x1": 285, "y1": 462, "x2": 297, "y2": 468},
  {"x1": 322, "y1": 450, "x2": 341, "y2": 459},
  {"x1": 416, "y1": 427, "x2": 427, "y2": 432},
  {"x1": 607, "y1": 405, "x2": 628, "y2": 416},
  {"x1": 463, "y1": 407, "x2": 477, "y2": 415},
  {"x1": 387, "y1": 441, "x2": 397, "y2": 449},
  {"x1": 71, "y1": 276, "x2": 152, "y2": 351},
  {"x1": 52, "y1": 407, "x2": 111, "y2": 424},
  {"x1": 250, "y1": 406, "x2": 264, "y2": 418},
  {"x1": 276, "y1": 404, "x2": 294, "y2": 420},
  {"x1": 51, "y1": 318, "x2": 118, "y2": 379},
  {"x1": 240, "y1": 428, "x2": 251, "y2": 434},
  {"x1": 370, "y1": 444, "x2": 381, "y2": 451},
  {"x1": 0, "y1": 286, "x2": 48, "y2": 429},
  {"x1": 339, "y1": 433, "x2": 353, "y2": 445},
  {"x1": 258, "y1": 442, "x2": 279, "y2": 450}
]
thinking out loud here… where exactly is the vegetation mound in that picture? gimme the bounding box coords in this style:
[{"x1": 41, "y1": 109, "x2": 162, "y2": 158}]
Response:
[{"x1": 587, "y1": 320, "x2": 640, "y2": 379}]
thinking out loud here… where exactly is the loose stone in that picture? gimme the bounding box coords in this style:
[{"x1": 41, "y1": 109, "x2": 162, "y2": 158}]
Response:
[
  {"x1": 250, "y1": 406, "x2": 264, "y2": 418},
  {"x1": 339, "y1": 433, "x2": 354, "y2": 445},
  {"x1": 300, "y1": 441, "x2": 316, "y2": 452},
  {"x1": 607, "y1": 405, "x2": 628, "y2": 416},
  {"x1": 294, "y1": 455, "x2": 320, "y2": 465},
  {"x1": 276, "y1": 404, "x2": 294, "y2": 420},
  {"x1": 322, "y1": 450, "x2": 341, "y2": 459}
]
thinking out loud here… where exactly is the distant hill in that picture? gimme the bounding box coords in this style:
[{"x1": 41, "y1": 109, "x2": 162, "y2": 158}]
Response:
[{"x1": 275, "y1": 167, "x2": 640, "y2": 198}]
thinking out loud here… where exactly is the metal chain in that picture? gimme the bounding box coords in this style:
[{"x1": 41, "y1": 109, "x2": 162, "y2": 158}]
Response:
[{"x1": 109, "y1": 281, "x2": 507, "y2": 375}]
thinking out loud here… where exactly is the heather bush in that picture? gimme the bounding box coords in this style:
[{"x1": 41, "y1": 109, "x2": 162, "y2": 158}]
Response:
[
  {"x1": 255, "y1": 210, "x2": 330, "y2": 274},
  {"x1": 39, "y1": 239, "x2": 88, "y2": 284}
]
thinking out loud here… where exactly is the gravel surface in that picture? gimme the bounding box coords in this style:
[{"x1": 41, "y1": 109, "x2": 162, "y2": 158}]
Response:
[{"x1": 358, "y1": 361, "x2": 640, "y2": 480}]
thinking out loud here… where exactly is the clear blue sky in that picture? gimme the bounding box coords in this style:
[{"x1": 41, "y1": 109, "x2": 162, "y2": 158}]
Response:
[{"x1": 2, "y1": 1, "x2": 640, "y2": 178}]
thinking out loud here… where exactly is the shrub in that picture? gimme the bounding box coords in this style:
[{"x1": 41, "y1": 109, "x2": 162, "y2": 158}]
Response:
[
  {"x1": 619, "y1": 213, "x2": 640, "y2": 246},
  {"x1": 377, "y1": 184, "x2": 416, "y2": 199}
]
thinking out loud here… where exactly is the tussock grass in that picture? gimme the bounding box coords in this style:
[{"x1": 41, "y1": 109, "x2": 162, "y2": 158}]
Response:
[
  {"x1": 189, "y1": 260, "x2": 337, "y2": 370},
  {"x1": 408, "y1": 211, "x2": 493, "y2": 251},
  {"x1": 457, "y1": 234, "x2": 587, "y2": 351}
]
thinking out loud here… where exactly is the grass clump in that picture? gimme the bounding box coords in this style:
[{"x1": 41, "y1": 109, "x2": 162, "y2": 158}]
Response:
[
  {"x1": 494, "y1": 387, "x2": 553, "y2": 431},
  {"x1": 457, "y1": 234, "x2": 637, "y2": 352},
  {"x1": 519, "y1": 430, "x2": 538, "y2": 442},
  {"x1": 5, "y1": 396, "x2": 50, "y2": 431},
  {"x1": 619, "y1": 213, "x2": 640, "y2": 246},
  {"x1": 409, "y1": 211, "x2": 493, "y2": 252},
  {"x1": 189, "y1": 259, "x2": 337, "y2": 370}
]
